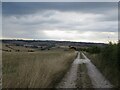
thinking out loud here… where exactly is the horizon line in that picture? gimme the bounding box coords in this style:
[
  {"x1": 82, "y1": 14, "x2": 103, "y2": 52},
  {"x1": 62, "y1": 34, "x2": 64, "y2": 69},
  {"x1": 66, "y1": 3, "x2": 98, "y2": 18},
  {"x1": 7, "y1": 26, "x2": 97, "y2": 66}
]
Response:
[{"x1": 0, "y1": 38, "x2": 110, "y2": 44}]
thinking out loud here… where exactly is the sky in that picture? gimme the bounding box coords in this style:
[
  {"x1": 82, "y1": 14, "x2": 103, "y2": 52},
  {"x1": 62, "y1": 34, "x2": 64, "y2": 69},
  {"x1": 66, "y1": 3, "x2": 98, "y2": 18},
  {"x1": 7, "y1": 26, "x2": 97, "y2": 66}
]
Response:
[
  {"x1": 2, "y1": 2, "x2": 118, "y2": 43},
  {"x1": 2, "y1": 0, "x2": 120, "y2": 2}
]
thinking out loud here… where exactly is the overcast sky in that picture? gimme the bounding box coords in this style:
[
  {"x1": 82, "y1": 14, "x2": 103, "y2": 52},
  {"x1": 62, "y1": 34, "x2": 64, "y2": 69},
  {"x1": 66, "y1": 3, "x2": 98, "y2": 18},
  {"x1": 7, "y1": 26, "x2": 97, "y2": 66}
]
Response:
[
  {"x1": 2, "y1": 0, "x2": 120, "y2": 2},
  {"x1": 2, "y1": 2, "x2": 118, "y2": 43}
]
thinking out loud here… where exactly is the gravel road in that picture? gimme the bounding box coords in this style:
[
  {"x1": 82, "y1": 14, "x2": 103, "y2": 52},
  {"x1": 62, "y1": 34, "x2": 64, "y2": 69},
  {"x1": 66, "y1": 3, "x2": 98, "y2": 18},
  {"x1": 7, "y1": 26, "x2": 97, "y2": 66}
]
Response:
[
  {"x1": 56, "y1": 52, "x2": 113, "y2": 88},
  {"x1": 82, "y1": 53, "x2": 113, "y2": 88}
]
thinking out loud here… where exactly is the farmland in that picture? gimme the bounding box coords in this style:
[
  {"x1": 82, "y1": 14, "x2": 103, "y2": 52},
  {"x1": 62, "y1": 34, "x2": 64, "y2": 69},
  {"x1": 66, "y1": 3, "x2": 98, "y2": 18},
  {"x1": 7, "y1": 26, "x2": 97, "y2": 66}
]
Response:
[
  {"x1": 2, "y1": 43, "x2": 77, "y2": 88},
  {"x1": 2, "y1": 40, "x2": 119, "y2": 88}
]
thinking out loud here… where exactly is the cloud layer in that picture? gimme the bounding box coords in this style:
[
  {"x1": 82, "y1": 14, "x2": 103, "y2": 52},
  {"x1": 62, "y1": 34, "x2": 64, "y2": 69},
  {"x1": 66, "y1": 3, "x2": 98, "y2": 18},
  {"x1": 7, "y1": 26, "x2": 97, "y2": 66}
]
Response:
[{"x1": 2, "y1": 2, "x2": 118, "y2": 43}]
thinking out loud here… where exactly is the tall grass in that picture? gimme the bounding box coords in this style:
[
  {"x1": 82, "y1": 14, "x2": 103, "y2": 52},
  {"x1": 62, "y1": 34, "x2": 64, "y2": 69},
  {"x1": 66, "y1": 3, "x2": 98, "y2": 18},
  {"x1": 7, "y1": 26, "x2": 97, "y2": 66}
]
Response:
[{"x1": 3, "y1": 50, "x2": 76, "y2": 88}]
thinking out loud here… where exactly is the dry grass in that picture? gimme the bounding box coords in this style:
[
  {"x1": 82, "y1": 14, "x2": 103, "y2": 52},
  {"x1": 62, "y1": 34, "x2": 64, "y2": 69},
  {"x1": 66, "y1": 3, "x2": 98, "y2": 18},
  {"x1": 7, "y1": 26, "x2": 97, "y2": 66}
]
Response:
[
  {"x1": 84, "y1": 52, "x2": 120, "y2": 88},
  {"x1": 11, "y1": 45, "x2": 35, "y2": 52},
  {"x1": 2, "y1": 44, "x2": 12, "y2": 51},
  {"x1": 80, "y1": 52, "x2": 85, "y2": 59},
  {"x1": 2, "y1": 44, "x2": 35, "y2": 52},
  {"x1": 3, "y1": 50, "x2": 76, "y2": 88}
]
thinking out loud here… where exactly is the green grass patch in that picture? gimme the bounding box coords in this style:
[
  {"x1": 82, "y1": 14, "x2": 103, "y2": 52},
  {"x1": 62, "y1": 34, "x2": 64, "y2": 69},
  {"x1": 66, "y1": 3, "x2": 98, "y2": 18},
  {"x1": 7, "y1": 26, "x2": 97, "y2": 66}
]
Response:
[{"x1": 77, "y1": 63, "x2": 93, "y2": 88}]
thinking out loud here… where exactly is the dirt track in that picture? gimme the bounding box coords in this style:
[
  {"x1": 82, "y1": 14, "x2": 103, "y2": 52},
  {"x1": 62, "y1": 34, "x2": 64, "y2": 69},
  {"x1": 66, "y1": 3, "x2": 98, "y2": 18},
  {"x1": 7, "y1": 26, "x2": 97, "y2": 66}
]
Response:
[
  {"x1": 56, "y1": 52, "x2": 80, "y2": 88},
  {"x1": 56, "y1": 51, "x2": 113, "y2": 88},
  {"x1": 82, "y1": 53, "x2": 113, "y2": 88}
]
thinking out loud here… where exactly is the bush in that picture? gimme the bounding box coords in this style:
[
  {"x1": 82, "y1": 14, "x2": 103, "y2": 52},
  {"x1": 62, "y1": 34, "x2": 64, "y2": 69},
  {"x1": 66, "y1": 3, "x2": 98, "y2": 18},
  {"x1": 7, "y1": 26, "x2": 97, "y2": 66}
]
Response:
[{"x1": 85, "y1": 46, "x2": 101, "y2": 54}]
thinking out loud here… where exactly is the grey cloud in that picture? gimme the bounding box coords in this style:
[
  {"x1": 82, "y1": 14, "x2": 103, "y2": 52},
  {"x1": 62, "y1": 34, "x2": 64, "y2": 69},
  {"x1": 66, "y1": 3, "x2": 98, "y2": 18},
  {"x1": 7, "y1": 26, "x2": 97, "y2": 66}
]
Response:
[
  {"x1": 3, "y1": 2, "x2": 117, "y2": 15},
  {"x1": 2, "y1": 0, "x2": 119, "y2": 2},
  {"x1": 2, "y1": 2, "x2": 118, "y2": 43}
]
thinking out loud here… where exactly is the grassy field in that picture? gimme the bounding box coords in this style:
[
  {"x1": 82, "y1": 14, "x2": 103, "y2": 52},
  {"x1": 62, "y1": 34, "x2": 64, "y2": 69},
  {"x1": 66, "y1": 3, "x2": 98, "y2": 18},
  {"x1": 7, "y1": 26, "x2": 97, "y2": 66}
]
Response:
[
  {"x1": 2, "y1": 46, "x2": 77, "y2": 88},
  {"x1": 2, "y1": 43, "x2": 36, "y2": 52},
  {"x1": 0, "y1": 51, "x2": 1, "y2": 87}
]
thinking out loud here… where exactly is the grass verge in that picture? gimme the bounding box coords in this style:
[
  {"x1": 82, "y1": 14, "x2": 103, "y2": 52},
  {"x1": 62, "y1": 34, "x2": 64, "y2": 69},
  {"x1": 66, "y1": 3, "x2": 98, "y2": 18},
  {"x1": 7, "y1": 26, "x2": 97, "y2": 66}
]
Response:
[
  {"x1": 84, "y1": 52, "x2": 120, "y2": 88},
  {"x1": 80, "y1": 52, "x2": 85, "y2": 59},
  {"x1": 77, "y1": 63, "x2": 93, "y2": 88}
]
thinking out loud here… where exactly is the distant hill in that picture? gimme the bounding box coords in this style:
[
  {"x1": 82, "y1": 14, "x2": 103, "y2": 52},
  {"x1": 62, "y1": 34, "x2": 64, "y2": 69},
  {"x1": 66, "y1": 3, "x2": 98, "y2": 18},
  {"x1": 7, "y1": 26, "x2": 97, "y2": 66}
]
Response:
[{"x1": 1, "y1": 39, "x2": 106, "y2": 47}]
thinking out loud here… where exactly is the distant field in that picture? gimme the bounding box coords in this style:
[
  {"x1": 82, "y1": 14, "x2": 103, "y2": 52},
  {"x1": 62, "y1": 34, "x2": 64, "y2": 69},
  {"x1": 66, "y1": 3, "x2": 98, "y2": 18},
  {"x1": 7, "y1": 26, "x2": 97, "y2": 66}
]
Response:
[
  {"x1": 2, "y1": 45, "x2": 77, "y2": 88},
  {"x1": 2, "y1": 43, "x2": 36, "y2": 52}
]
